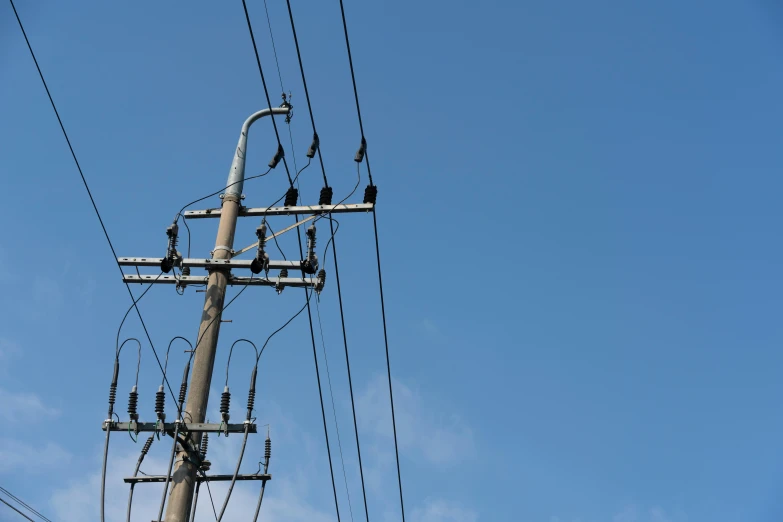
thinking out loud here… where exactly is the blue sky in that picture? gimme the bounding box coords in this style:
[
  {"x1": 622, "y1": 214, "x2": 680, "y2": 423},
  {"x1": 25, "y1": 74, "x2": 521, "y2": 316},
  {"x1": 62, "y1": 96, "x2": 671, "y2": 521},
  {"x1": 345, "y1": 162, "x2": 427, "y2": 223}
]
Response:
[{"x1": 2, "y1": 1, "x2": 783, "y2": 521}]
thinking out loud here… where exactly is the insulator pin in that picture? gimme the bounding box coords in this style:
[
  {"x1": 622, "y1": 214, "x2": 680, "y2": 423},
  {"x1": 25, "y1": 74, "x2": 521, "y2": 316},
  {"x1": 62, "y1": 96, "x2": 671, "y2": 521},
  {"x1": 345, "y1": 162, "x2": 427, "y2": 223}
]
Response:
[
  {"x1": 200, "y1": 432, "x2": 209, "y2": 459},
  {"x1": 363, "y1": 184, "x2": 378, "y2": 205},
  {"x1": 303, "y1": 225, "x2": 318, "y2": 274},
  {"x1": 141, "y1": 436, "x2": 154, "y2": 455},
  {"x1": 179, "y1": 381, "x2": 187, "y2": 407},
  {"x1": 307, "y1": 133, "x2": 320, "y2": 158},
  {"x1": 155, "y1": 386, "x2": 166, "y2": 421},
  {"x1": 128, "y1": 386, "x2": 139, "y2": 421},
  {"x1": 269, "y1": 144, "x2": 285, "y2": 169},
  {"x1": 265, "y1": 437, "x2": 271, "y2": 462},
  {"x1": 161, "y1": 223, "x2": 180, "y2": 273},
  {"x1": 251, "y1": 223, "x2": 270, "y2": 274},
  {"x1": 284, "y1": 187, "x2": 299, "y2": 207},
  {"x1": 220, "y1": 387, "x2": 231, "y2": 423},
  {"x1": 354, "y1": 137, "x2": 367, "y2": 163},
  {"x1": 276, "y1": 268, "x2": 288, "y2": 294},
  {"x1": 108, "y1": 384, "x2": 117, "y2": 410},
  {"x1": 319, "y1": 186, "x2": 333, "y2": 206},
  {"x1": 247, "y1": 390, "x2": 255, "y2": 416},
  {"x1": 316, "y1": 269, "x2": 326, "y2": 294}
]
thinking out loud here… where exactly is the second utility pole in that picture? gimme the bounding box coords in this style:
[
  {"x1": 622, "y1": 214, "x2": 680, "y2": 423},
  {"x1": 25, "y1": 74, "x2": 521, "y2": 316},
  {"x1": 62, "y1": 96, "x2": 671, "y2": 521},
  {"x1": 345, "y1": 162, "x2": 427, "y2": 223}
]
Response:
[{"x1": 163, "y1": 106, "x2": 290, "y2": 522}]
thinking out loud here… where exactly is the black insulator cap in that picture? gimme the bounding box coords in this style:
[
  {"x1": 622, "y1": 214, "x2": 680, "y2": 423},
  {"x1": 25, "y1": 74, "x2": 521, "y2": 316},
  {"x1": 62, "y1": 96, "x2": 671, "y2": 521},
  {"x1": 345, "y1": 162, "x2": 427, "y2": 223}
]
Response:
[
  {"x1": 142, "y1": 436, "x2": 154, "y2": 455},
  {"x1": 128, "y1": 387, "x2": 139, "y2": 420},
  {"x1": 250, "y1": 255, "x2": 268, "y2": 275},
  {"x1": 167, "y1": 223, "x2": 179, "y2": 238},
  {"x1": 265, "y1": 437, "x2": 271, "y2": 461},
  {"x1": 112, "y1": 360, "x2": 120, "y2": 387},
  {"x1": 160, "y1": 257, "x2": 174, "y2": 273},
  {"x1": 181, "y1": 266, "x2": 191, "y2": 277},
  {"x1": 220, "y1": 387, "x2": 231, "y2": 422},
  {"x1": 307, "y1": 133, "x2": 320, "y2": 158},
  {"x1": 256, "y1": 223, "x2": 267, "y2": 239},
  {"x1": 316, "y1": 268, "x2": 326, "y2": 293},
  {"x1": 363, "y1": 184, "x2": 378, "y2": 205},
  {"x1": 354, "y1": 137, "x2": 367, "y2": 163},
  {"x1": 249, "y1": 367, "x2": 258, "y2": 394},
  {"x1": 155, "y1": 387, "x2": 166, "y2": 416},
  {"x1": 284, "y1": 187, "x2": 299, "y2": 207},
  {"x1": 319, "y1": 186, "x2": 333, "y2": 206},
  {"x1": 201, "y1": 432, "x2": 209, "y2": 458},
  {"x1": 268, "y1": 144, "x2": 285, "y2": 169}
]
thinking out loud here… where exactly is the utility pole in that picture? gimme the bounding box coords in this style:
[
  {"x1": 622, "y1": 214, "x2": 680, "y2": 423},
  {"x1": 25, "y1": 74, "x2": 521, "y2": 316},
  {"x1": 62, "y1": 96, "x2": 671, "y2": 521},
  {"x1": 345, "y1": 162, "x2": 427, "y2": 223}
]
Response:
[
  {"x1": 111, "y1": 106, "x2": 373, "y2": 521},
  {"x1": 162, "y1": 106, "x2": 289, "y2": 522}
]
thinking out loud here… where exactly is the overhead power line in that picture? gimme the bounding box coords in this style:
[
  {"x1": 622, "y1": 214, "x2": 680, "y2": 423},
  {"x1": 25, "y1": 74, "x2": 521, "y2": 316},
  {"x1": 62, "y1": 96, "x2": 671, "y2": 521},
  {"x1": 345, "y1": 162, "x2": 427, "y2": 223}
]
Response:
[
  {"x1": 335, "y1": 1, "x2": 406, "y2": 521},
  {"x1": 8, "y1": 0, "x2": 179, "y2": 408},
  {"x1": 284, "y1": 3, "x2": 371, "y2": 521},
  {"x1": 0, "y1": 497, "x2": 35, "y2": 522},
  {"x1": 0, "y1": 486, "x2": 51, "y2": 522},
  {"x1": 240, "y1": 2, "x2": 342, "y2": 522}
]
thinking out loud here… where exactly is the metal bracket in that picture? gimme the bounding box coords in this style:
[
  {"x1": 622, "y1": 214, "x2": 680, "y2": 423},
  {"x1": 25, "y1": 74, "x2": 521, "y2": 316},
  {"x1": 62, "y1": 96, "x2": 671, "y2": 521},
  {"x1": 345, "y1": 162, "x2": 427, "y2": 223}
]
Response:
[
  {"x1": 102, "y1": 421, "x2": 256, "y2": 434},
  {"x1": 211, "y1": 245, "x2": 234, "y2": 257},
  {"x1": 122, "y1": 274, "x2": 320, "y2": 288},
  {"x1": 118, "y1": 257, "x2": 300, "y2": 270},
  {"x1": 184, "y1": 202, "x2": 374, "y2": 219},
  {"x1": 124, "y1": 474, "x2": 271, "y2": 484},
  {"x1": 234, "y1": 214, "x2": 318, "y2": 257}
]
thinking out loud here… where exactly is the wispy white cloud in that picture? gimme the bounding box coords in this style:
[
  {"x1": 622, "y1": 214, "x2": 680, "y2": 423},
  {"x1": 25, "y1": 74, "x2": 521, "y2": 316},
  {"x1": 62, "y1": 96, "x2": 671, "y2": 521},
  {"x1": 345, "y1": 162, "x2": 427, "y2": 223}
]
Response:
[
  {"x1": 610, "y1": 505, "x2": 683, "y2": 522},
  {"x1": 411, "y1": 498, "x2": 478, "y2": 522},
  {"x1": 49, "y1": 399, "x2": 336, "y2": 522},
  {"x1": 0, "y1": 387, "x2": 60, "y2": 423},
  {"x1": 356, "y1": 374, "x2": 474, "y2": 466},
  {"x1": 0, "y1": 438, "x2": 72, "y2": 473}
]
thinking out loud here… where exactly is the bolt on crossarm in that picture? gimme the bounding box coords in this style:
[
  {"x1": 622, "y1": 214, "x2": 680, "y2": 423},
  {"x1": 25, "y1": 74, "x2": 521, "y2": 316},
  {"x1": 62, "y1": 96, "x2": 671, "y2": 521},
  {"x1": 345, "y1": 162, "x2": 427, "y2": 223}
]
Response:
[{"x1": 162, "y1": 106, "x2": 289, "y2": 522}]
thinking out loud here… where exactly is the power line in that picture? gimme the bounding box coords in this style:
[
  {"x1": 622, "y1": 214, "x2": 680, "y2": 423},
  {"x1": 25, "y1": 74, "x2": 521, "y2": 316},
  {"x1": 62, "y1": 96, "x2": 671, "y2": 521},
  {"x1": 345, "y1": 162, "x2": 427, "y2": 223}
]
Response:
[
  {"x1": 335, "y1": 2, "x2": 406, "y2": 520},
  {"x1": 315, "y1": 297, "x2": 355, "y2": 522},
  {"x1": 8, "y1": 0, "x2": 179, "y2": 410},
  {"x1": 336, "y1": 0, "x2": 373, "y2": 185},
  {"x1": 0, "y1": 487, "x2": 51, "y2": 522},
  {"x1": 240, "y1": 0, "x2": 294, "y2": 186},
  {"x1": 283, "y1": 5, "x2": 372, "y2": 521},
  {"x1": 240, "y1": 4, "x2": 343, "y2": 522},
  {"x1": 261, "y1": 0, "x2": 300, "y2": 176},
  {"x1": 0, "y1": 497, "x2": 35, "y2": 522}
]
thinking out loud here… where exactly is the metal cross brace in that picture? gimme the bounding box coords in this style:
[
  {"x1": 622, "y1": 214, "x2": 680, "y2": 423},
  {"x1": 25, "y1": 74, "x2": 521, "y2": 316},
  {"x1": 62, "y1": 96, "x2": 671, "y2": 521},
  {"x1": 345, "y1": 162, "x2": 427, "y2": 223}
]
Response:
[
  {"x1": 102, "y1": 421, "x2": 257, "y2": 434},
  {"x1": 183, "y1": 202, "x2": 374, "y2": 219},
  {"x1": 124, "y1": 474, "x2": 271, "y2": 483}
]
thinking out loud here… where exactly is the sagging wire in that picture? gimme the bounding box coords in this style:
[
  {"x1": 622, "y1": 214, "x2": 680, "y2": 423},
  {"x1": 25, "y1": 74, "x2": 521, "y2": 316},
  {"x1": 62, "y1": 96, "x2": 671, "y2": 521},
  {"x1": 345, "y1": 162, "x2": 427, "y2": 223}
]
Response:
[
  {"x1": 155, "y1": 337, "x2": 194, "y2": 439},
  {"x1": 199, "y1": 469, "x2": 219, "y2": 521},
  {"x1": 216, "y1": 341, "x2": 259, "y2": 520},
  {"x1": 155, "y1": 277, "x2": 257, "y2": 518},
  {"x1": 259, "y1": 0, "x2": 299, "y2": 178},
  {"x1": 251, "y1": 429, "x2": 273, "y2": 521},
  {"x1": 314, "y1": 295, "x2": 355, "y2": 522},
  {"x1": 256, "y1": 288, "x2": 313, "y2": 363},
  {"x1": 126, "y1": 435, "x2": 154, "y2": 522},
  {"x1": 173, "y1": 167, "x2": 273, "y2": 259},
  {"x1": 334, "y1": 1, "x2": 407, "y2": 517},
  {"x1": 7, "y1": 7, "x2": 189, "y2": 521},
  {"x1": 102, "y1": 337, "x2": 142, "y2": 522},
  {"x1": 113, "y1": 271, "x2": 183, "y2": 422},
  {"x1": 186, "y1": 273, "x2": 258, "y2": 367}
]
